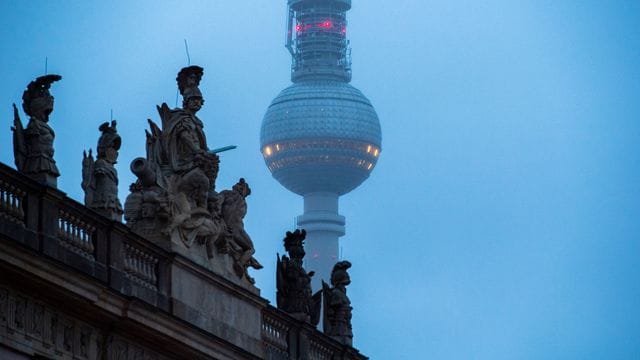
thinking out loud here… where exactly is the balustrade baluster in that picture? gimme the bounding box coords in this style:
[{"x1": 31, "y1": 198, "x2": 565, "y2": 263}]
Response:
[
  {"x1": 16, "y1": 192, "x2": 23, "y2": 220},
  {"x1": 0, "y1": 185, "x2": 5, "y2": 213},
  {"x1": 65, "y1": 216, "x2": 72, "y2": 241},
  {"x1": 8, "y1": 187, "x2": 16, "y2": 215},
  {"x1": 151, "y1": 258, "x2": 158, "y2": 283},
  {"x1": 143, "y1": 255, "x2": 151, "y2": 282},
  {"x1": 124, "y1": 247, "x2": 131, "y2": 271},
  {"x1": 88, "y1": 226, "x2": 95, "y2": 253},
  {"x1": 83, "y1": 228, "x2": 90, "y2": 253},
  {"x1": 135, "y1": 250, "x2": 141, "y2": 275},
  {"x1": 73, "y1": 220, "x2": 81, "y2": 247}
]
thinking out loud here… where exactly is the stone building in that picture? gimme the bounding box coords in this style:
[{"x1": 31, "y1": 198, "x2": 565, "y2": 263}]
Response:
[{"x1": 0, "y1": 160, "x2": 367, "y2": 359}]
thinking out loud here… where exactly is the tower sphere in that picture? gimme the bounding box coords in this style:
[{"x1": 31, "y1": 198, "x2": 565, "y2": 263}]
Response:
[{"x1": 260, "y1": 80, "x2": 381, "y2": 196}]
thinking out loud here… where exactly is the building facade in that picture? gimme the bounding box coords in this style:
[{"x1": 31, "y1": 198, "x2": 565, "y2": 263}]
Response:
[{"x1": 0, "y1": 162, "x2": 367, "y2": 359}]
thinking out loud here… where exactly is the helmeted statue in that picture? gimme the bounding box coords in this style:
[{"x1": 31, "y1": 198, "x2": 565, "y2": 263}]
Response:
[
  {"x1": 11, "y1": 74, "x2": 62, "y2": 187},
  {"x1": 124, "y1": 66, "x2": 260, "y2": 288},
  {"x1": 162, "y1": 66, "x2": 219, "y2": 185},
  {"x1": 82, "y1": 120, "x2": 123, "y2": 221},
  {"x1": 276, "y1": 229, "x2": 321, "y2": 324},
  {"x1": 323, "y1": 261, "x2": 353, "y2": 346}
]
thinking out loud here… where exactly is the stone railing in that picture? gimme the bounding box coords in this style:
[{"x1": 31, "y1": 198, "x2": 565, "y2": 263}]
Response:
[
  {"x1": 57, "y1": 208, "x2": 96, "y2": 260},
  {"x1": 0, "y1": 178, "x2": 25, "y2": 225},
  {"x1": 0, "y1": 162, "x2": 168, "y2": 308},
  {"x1": 261, "y1": 306, "x2": 367, "y2": 360},
  {"x1": 262, "y1": 310, "x2": 290, "y2": 359},
  {"x1": 123, "y1": 242, "x2": 159, "y2": 290},
  {"x1": 309, "y1": 337, "x2": 334, "y2": 360}
]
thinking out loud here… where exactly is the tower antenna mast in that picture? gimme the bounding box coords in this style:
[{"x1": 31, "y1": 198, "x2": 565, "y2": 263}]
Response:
[{"x1": 175, "y1": 39, "x2": 193, "y2": 107}]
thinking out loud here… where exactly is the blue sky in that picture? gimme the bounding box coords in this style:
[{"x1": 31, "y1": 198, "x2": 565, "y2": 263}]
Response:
[{"x1": 1, "y1": 1, "x2": 639, "y2": 358}]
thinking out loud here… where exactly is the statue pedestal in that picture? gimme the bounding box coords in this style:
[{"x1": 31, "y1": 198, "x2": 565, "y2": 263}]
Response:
[
  {"x1": 26, "y1": 172, "x2": 57, "y2": 188},
  {"x1": 169, "y1": 256, "x2": 266, "y2": 357},
  {"x1": 131, "y1": 220, "x2": 258, "y2": 293},
  {"x1": 127, "y1": 207, "x2": 260, "y2": 295},
  {"x1": 127, "y1": 224, "x2": 264, "y2": 355},
  {"x1": 168, "y1": 238, "x2": 260, "y2": 294}
]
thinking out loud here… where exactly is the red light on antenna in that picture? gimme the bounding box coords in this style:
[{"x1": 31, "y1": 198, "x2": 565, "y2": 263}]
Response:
[
  {"x1": 318, "y1": 20, "x2": 332, "y2": 29},
  {"x1": 295, "y1": 24, "x2": 302, "y2": 32}
]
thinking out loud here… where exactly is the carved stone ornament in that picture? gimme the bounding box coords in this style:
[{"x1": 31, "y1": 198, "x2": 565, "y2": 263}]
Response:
[
  {"x1": 11, "y1": 74, "x2": 62, "y2": 187},
  {"x1": 322, "y1": 261, "x2": 353, "y2": 346},
  {"x1": 276, "y1": 229, "x2": 321, "y2": 324},
  {"x1": 124, "y1": 66, "x2": 260, "y2": 288},
  {"x1": 82, "y1": 120, "x2": 123, "y2": 221}
]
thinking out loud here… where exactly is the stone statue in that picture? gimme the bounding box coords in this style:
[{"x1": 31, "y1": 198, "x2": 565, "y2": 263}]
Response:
[
  {"x1": 219, "y1": 178, "x2": 263, "y2": 283},
  {"x1": 276, "y1": 229, "x2": 321, "y2": 324},
  {"x1": 124, "y1": 66, "x2": 259, "y2": 287},
  {"x1": 81, "y1": 120, "x2": 123, "y2": 221},
  {"x1": 11, "y1": 74, "x2": 62, "y2": 187},
  {"x1": 322, "y1": 261, "x2": 353, "y2": 346}
]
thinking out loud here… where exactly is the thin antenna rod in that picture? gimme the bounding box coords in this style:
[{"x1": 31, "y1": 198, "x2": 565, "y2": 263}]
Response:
[
  {"x1": 45, "y1": 57, "x2": 48, "y2": 75},
  {"x1": 110, "y1": 109, "x2": 113, "y2": 121},
  {"x1": 184, "y1": 39, "x2": 191, "y2": 66}
]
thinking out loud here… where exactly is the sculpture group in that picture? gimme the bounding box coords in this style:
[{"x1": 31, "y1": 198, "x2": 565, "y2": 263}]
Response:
[
  {"x1": 123, "y1": 65, "x2": 262, "y2": 284},
  {"x1": 10, "y1": 68, "x2": 355, "y2": 345}
]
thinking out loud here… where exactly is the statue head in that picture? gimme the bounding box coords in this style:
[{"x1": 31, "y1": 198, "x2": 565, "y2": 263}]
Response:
[
  {"x1": 22, "y1": 74, "x2": 62, "y2": 120},
  {"x1": 97, "y1": 120, "x2": 121, "y2": 163},
  {"x1": 177, "y1": 66, "x2": 204, "y2": 113},
  {"x1": 233, "y1": 178, "x2": 251, "y2": 198},
  {"x1": 330, "y1": 261, "x2": 352, "y2": 287},
  {"x1": 183, "y1": 87, "x2": 204, "y2": 113},
  {"x1": 284, "y1": 229, "x2": 307, "y2": 261}
]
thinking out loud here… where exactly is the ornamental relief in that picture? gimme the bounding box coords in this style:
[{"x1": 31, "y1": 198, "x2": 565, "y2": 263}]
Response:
[{"x1": 0, "y1": 286, "x2": 166, "y2": 360}]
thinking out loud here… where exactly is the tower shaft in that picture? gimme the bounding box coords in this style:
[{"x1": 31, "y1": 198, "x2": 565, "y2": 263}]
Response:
[{"x1": 297, "y1": 192, "x2": 345, "y2": 288}]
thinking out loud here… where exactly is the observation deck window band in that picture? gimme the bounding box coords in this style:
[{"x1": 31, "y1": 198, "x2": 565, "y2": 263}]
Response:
[
  {"x1": 262, "y1": 139, "x2": 380, "y2": 154},
  {"x1": 267, "y1": 155, "x2": 377, "y2": 171},
  {"x1": 265, "y1": 148, "x2": 379, "y2": 160}
]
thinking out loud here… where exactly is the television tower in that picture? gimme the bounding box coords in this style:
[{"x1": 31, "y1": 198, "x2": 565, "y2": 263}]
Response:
[{"x1": 260, "y1": 0, "x2": 381, "y2": 288}]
